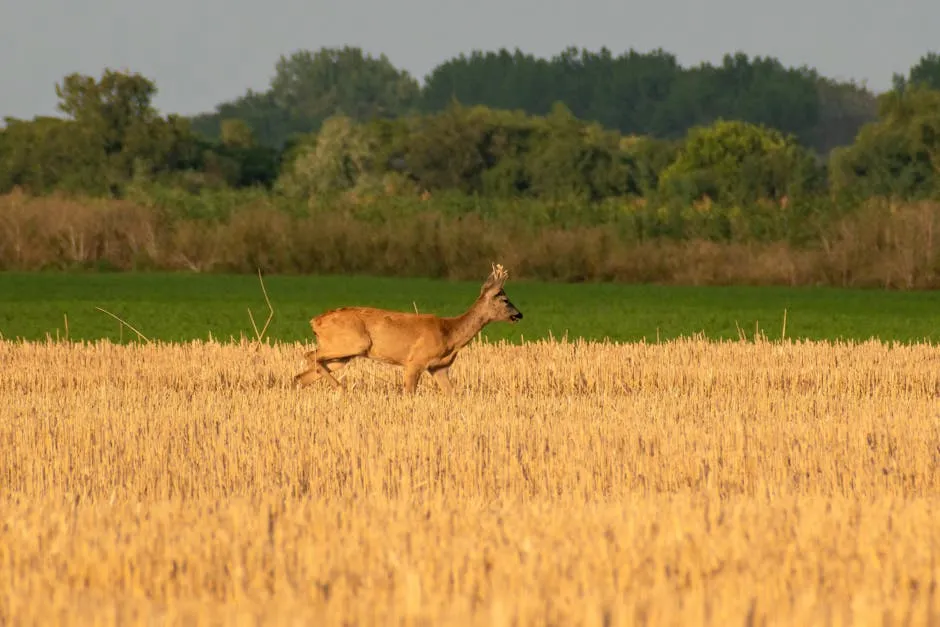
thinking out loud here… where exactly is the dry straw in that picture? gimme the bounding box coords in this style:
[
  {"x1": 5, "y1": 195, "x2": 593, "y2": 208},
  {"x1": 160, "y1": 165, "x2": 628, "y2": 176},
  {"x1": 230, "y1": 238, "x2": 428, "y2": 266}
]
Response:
[{"x1": 1, "y1": 335, "x2": 939, "y2": 625}]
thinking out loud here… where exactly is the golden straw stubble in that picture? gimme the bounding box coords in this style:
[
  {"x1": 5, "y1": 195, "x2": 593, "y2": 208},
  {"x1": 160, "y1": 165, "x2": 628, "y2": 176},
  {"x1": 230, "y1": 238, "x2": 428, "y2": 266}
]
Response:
[{"x1": 1, "y1": 337, "x2": 938, "y2": 625}]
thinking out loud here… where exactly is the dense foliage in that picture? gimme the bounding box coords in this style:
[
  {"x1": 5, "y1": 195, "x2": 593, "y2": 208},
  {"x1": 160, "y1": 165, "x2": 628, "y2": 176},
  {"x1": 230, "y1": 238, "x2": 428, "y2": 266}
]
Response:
[
  {"x1": 1, "y1": 46, "x2": 939, "y2": 285},
  {"x1": 185, "y1": 46, "x2": 878, "y2": 155}
]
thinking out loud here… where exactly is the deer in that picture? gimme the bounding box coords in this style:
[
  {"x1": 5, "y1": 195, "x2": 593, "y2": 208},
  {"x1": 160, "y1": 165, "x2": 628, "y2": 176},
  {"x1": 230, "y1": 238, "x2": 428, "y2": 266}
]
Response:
[{"x1": 293, "y1": 263, "x2": 523, "y2": 394}]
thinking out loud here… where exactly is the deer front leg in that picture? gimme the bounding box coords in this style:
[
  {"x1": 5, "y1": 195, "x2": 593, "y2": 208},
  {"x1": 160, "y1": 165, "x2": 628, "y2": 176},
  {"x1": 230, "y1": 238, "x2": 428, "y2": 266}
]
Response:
[
  {"x1": 429, "y1": 367, "x2": 454, "y2": 395},
  {"x1": 402, "y1": 363, "x2": 426, "y2": 394}
]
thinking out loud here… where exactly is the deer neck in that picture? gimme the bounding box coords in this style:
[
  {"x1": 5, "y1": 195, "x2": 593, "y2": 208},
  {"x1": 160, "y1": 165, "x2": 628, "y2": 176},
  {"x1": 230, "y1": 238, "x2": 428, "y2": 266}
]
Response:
[{"x1": 446, "y1": 301, "x2": 492, "y2": 351}]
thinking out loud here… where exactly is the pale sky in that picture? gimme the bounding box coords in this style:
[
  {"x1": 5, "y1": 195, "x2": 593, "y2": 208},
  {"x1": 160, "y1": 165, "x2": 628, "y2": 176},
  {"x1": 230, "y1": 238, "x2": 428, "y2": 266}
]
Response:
[{"x1": 1, "y1": 0, "x2": 936, "y2": 120}]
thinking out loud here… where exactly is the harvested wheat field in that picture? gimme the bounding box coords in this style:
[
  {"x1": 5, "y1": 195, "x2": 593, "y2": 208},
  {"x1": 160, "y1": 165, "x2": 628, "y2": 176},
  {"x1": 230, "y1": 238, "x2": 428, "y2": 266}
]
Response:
[{"x1": 1, "y1": 337, "x2": 939, "y2": 626}]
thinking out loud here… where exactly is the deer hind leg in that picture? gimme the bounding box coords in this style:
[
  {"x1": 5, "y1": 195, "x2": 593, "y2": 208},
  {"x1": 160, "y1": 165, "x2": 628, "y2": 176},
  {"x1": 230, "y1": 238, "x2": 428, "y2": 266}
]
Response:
[
  {"x1": 311, "y1": 337, "x2": 372, "y2": 390},
  {"x1": 315, "y1": 357, "x2": 351, "y2": 389},
  {"x1": 299, "y1": 319, "x2": 372, "y2": 390},
  {"x1": 294, "y1": 356, "x2": 351, "y2": 388},
  {"x1": 429, "y1": 366, "x2": 454, "y2": 395},
  {"x1": 295, "y1": 334, "x2": 369, "y2": 389}
]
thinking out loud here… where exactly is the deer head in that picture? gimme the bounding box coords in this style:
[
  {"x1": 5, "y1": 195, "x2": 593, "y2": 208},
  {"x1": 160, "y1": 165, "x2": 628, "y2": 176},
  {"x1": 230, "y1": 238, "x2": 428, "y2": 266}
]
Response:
[{"x1": 476, "y1": 263, "x2": 523, "y2": 323}]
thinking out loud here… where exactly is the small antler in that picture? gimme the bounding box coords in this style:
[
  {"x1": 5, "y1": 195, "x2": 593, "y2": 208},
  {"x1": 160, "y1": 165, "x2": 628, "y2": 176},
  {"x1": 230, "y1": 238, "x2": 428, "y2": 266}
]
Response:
[
  {"x1": 480, "y1": 262, "x2": 510, "y2": 294},
  {"x1": 490, "y1": 262, "x2": 509, "y2": 283}
]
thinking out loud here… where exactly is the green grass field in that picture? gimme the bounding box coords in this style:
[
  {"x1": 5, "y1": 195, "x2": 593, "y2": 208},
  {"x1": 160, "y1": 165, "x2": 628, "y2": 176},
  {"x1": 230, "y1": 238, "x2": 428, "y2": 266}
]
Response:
[{"x1": 2, "y1": 271, "x2": 940, "y2": 345}]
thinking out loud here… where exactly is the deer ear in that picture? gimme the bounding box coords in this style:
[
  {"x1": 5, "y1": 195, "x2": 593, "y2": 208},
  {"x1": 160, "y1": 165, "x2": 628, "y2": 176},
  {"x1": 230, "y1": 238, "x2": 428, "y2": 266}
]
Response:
[{"x1": 479, "y1": 276, "x2": 498, "y2": 296}]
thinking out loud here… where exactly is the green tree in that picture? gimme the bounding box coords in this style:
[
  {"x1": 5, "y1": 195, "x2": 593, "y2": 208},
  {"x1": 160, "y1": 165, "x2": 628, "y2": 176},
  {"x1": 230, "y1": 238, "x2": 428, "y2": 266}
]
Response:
[
  {"x1": 421, "y1": 49, "x2": 559, "y2": 115},
  {"x1": 190, "y1": 47, "x2": 421, "y2": 149},
  {"x1": 392, "y1": 103, "x2": 496, "y2": 194},
  {"x1": 618, "y1": 135, "x2": 680, "y2": 197},
  {"x1": 893, "y1": 52, "x2": 940, "y2": 92},
  {"x1": 220, "y1": 119, "x2": 256, "y2": 149},
  {"x1": 810, "y1": 79, "x2": 878, "y2": 154},
  {"x1": 524, "y1": 102, "x2": 626, "y2": 201},
  {"x1": 0, "y1": 116, "x2": 102, "y2": 194},
  {"x1": 270, "y1": 47, "x2": 419, "y2": 127},
  {"x1": 658, "y1": 119, "x2": 821, "y2": 205},
  {"x1": 829, "y1": 85, "x2": 940, "y2": 199},
  {"x1": 420, "y1": 47, "x2": 836, "y2": 151},
  {"x1": 275, "y1": 115, "x2": 379, "y2": 198},
  {"x1": 55, "y1": 68, "x2": 201, "y2": 194},
  {"x1": 190, "y1": 89, "x2": 299, "y2": 148}
]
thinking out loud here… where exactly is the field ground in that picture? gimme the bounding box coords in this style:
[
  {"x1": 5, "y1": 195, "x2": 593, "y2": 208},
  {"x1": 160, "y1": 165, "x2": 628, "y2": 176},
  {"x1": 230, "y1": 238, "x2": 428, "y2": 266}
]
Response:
[
  {"x1": 3, "y1": 271, "x2": 940, "y2": 344},
  {"x1": 1, "y1": 337, "x2": 939, "y2": 625}
]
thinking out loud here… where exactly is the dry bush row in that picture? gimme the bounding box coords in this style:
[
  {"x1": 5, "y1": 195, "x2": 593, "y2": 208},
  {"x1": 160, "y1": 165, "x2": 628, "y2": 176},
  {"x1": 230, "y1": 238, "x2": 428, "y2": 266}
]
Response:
[
  {"x1": 2, "y1": 338, "x2": 940, "y2": 625},
  {"x1": 3, "y1": 193, "x2": 940, "y2": 287}
]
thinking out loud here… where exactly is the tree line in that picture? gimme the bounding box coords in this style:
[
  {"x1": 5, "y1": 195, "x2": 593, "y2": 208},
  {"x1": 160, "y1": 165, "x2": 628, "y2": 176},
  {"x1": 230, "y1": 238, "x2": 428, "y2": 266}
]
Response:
[
  {"x1": 2, "y1": 47, "x2": 939, "y2": 210},
  {"x1": 182, "y1": 47, "x2": 939, "y2": 155},
  {"x1": 186, "y1": 46, "x2": 884, "y2": 155},
  {"x1": 1, "y1": 47, "x2": 940, "y2": 286}
]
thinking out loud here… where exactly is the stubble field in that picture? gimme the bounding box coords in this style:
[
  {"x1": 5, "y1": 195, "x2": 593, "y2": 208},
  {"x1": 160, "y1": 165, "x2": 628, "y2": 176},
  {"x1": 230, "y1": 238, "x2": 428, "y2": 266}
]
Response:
[{"x1": 2, "y1": 336, "x2": 939, "y2": 626}]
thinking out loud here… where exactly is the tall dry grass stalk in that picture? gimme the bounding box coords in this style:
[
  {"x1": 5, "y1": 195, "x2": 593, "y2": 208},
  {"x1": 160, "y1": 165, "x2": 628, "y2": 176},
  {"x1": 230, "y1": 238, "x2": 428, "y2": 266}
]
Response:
[{"x1": 1, "y1": 337, "x2": 939, "y2": 625}]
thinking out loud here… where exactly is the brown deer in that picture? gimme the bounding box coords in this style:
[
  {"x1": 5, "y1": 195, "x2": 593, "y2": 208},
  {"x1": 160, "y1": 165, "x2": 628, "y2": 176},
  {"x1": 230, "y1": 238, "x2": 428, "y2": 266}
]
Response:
[{"x1": 294, "y1": 263, "x2": 523, "y2": 394}]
